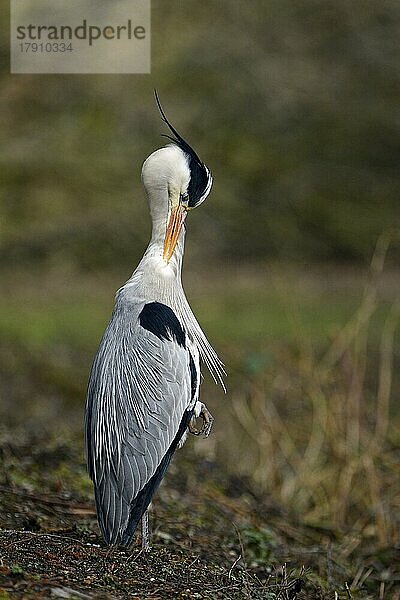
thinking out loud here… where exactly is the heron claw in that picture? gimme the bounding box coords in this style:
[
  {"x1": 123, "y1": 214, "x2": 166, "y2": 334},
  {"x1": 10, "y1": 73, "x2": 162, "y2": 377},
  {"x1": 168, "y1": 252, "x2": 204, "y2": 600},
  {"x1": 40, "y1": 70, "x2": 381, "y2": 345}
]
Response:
[{"x1": 189, "y1": 403, "x2": 214, "y2": 437}]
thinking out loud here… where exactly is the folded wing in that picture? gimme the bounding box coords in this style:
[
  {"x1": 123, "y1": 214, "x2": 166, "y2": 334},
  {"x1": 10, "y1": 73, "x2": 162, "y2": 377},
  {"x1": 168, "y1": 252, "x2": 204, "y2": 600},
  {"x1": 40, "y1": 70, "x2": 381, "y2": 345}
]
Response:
[{"x1": 85, "y1": 298, "x2": 193, "y2": 546}]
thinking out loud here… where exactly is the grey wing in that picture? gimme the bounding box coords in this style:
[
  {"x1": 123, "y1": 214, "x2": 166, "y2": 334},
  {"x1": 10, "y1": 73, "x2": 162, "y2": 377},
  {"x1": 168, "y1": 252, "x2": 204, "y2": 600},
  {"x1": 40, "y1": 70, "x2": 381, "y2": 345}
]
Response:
[{"x1": 84, "y1": 300, "x2": 194, "y2": 546}]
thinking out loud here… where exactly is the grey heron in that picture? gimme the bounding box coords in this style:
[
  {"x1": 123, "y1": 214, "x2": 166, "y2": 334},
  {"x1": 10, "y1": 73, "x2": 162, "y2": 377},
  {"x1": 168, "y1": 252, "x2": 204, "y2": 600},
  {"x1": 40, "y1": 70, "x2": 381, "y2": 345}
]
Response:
[{"x1": 85, "y1": 94, "x2": 225, "y2": 550}]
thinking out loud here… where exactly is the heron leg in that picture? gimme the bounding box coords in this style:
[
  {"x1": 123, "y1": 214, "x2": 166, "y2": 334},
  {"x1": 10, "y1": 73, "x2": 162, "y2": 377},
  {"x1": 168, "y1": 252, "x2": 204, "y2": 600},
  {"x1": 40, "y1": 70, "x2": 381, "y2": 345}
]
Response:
[
  {"x1": 189, "y1": 402, "x2": 214, "y2": 437},
  {"x1": 141, "y1": 509, "x2": 150, "y2": 552}
]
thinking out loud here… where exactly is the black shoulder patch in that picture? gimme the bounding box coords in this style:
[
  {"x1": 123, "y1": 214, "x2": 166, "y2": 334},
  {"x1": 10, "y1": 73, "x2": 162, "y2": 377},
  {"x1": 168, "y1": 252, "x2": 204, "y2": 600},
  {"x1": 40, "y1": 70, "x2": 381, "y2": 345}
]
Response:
[{"x1": 139, "y1": 301, "x2": 185, "y2": 348}]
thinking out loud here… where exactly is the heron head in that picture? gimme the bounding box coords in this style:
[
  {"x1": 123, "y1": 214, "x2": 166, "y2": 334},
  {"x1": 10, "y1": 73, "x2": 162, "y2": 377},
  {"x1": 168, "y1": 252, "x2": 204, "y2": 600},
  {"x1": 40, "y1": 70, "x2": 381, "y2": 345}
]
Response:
[{"x1": 141, "y1": 92, "x2": 213, "y2": 262}]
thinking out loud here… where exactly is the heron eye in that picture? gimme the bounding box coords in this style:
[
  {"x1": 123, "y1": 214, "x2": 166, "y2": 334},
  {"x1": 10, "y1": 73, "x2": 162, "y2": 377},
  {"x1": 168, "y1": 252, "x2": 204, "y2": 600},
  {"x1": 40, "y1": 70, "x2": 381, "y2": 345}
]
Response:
[{"x1": 180, "y1": 192, "x2": 189, "y2": 207}]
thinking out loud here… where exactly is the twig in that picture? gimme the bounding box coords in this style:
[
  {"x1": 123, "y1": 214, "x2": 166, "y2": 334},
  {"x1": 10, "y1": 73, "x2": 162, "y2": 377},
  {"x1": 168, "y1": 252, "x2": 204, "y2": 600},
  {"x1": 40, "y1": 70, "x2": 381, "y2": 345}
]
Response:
[
  {"x1": 357, "y1": 567, "x2": 373, "y2": 589},
  {"x1": 379, "y1": 582, "x2": 385, "y2": 599},
  {"x1": 228, "y1": 554, "x2": 242, "y2": 579},
  {"x1": 232, "y1": 523, "x2": 252, "y2": 600}
]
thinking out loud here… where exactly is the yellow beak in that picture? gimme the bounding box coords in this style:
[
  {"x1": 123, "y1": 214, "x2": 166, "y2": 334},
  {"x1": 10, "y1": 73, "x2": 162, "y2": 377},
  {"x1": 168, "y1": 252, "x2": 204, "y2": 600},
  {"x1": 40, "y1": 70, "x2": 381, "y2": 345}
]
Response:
[{"x1": 163, "y1": 205, "x2": 187, "y2": 262}]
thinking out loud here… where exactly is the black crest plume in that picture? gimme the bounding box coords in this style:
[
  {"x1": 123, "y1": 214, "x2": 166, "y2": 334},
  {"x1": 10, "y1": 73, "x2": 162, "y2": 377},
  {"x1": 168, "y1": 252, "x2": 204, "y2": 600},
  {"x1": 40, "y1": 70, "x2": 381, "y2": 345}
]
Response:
[{"x1": 154, "y1": 90, "x2": 212, "y2": 208}]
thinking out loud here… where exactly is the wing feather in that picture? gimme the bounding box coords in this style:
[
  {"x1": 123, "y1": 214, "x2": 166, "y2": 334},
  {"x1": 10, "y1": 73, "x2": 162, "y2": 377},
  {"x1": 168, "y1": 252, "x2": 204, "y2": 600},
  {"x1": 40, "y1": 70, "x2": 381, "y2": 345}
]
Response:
[{"x1": 85, "y1": 298, "x2": 192, "y2": 545}]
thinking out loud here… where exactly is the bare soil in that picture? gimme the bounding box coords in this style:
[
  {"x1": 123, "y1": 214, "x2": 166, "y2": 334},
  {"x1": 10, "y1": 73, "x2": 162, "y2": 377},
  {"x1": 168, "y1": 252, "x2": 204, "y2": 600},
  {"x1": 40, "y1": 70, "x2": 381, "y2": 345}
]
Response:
[{"x1": 0, "y1": 434, "x2": 395, "y2": 599}]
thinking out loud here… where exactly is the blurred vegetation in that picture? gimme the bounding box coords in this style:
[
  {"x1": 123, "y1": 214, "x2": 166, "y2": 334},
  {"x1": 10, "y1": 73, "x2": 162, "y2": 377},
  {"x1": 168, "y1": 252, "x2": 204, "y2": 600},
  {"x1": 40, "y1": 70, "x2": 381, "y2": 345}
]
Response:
[
  {"x1": 1, "y1": 0, "x2": 400, "y2": 268},
  {"x1": 218, "y1": 239, "x2": 400, "y2": 544}
]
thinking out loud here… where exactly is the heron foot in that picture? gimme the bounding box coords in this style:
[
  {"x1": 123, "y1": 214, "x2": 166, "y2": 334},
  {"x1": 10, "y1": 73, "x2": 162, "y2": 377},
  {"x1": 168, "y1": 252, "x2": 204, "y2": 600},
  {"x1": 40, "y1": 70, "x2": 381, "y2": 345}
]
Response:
[{"x1": 189, "y1": 402, "x2": 214, "y2": 437}]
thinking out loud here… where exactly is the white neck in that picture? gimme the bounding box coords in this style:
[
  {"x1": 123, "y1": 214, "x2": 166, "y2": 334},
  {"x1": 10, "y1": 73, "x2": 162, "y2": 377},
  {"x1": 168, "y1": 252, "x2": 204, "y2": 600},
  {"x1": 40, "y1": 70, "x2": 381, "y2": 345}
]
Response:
[{"x1": 120, "y1": 175, "x2": 225, "y2": 389}]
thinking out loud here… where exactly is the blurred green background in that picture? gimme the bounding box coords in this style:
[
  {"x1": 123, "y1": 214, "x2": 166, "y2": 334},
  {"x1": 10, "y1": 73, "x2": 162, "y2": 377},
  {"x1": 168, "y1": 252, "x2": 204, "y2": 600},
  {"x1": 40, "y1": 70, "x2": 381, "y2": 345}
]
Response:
[
  {"x1": 1, "y1": 0, "x2": 400, "y2": 550},
  {"x1": 2, "y1": 0, "x2": 399, "y2": 268}
]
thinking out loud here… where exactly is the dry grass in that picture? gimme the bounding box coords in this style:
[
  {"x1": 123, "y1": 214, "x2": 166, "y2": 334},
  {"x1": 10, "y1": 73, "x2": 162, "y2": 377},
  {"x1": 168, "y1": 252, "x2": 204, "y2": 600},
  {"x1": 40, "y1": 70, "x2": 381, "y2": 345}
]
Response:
[{"x1": 221, "y1": 235, "x2": 400, "y2": 553}]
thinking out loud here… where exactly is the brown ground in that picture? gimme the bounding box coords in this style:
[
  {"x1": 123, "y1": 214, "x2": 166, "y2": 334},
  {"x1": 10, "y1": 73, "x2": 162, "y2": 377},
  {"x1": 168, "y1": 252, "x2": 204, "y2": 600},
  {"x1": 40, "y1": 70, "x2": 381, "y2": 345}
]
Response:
[{"x1": 0, "y1": 433, "x2": 396, "y2": 599}]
